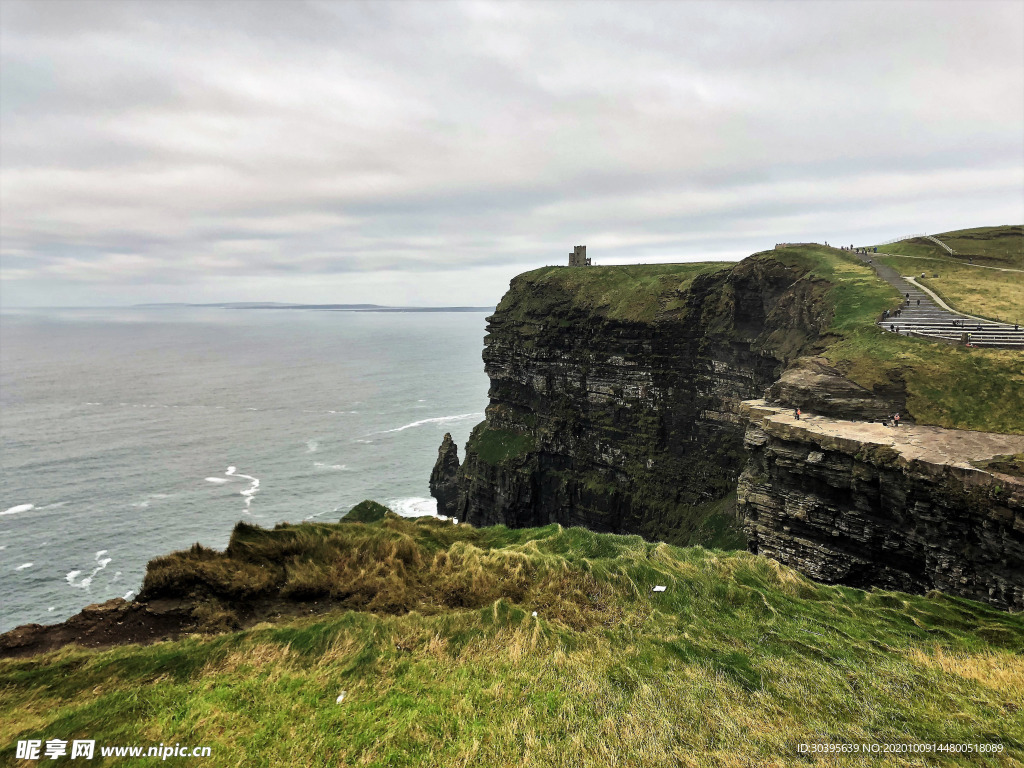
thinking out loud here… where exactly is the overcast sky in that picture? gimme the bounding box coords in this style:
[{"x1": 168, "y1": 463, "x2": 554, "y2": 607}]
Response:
[{"x1": 1, "y1": 0, "x2": 1022, "y2": 306}]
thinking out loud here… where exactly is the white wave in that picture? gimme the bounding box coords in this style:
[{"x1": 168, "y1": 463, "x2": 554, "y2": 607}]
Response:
[
  {"x1": 306, "y1": 440, "x2": 319, "y2": 453},
  {"x1": 388, "y1": 497, "x2": 440, "y2": 518},
  {"x1": 0, "y1": 545, "x2": 6, "y2": 551},
  {"x1": 376, "y1": 412, "x2": 482, "y2": 434},
  {"x1": 15, "y1": 562, "x2": 34, "y2": 571},
  {"x1": 205, "y1": 477, "x2": 230, "y2": 484},
  {"x1": 1, "y1": 503, "x2": 34, "y2": 516},
  {"x1": 131, "y1": 501, "x2": 150, "y2": 509},
  {"x1": 352, "y1": 438, "x2": 373, "y2": 444},
  {"x1": 65, "y1": 550, "x2": 113, "y2": 591},
  {"x1": 314, "y1": 462, "x2": 349, "y2": 471},
  {"x1": 48, "y1": 606, "x2": 55, "y2": 611},
  {"x1": 226, "y1": 466, "x2": 260, "y2": 510},
  {"x1": 123, "y1": 590, "x2": 135, "y2": 601}
]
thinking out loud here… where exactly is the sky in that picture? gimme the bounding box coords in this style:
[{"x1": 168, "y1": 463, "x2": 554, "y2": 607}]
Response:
[{"x1": 1, "y1": 0, "x2": 1022, "y2": 307}]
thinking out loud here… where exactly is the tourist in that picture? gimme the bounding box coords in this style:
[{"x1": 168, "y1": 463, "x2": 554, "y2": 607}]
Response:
[
  {"x1": 794, "y1": 408, "x2": 801, "y2": 421},
  {"x1": 894, "y1": 413, "x2": 900, "y2": 428}
]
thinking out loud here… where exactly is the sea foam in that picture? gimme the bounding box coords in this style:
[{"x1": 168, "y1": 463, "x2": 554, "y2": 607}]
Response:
[
  {"x1": 1, "y1": 504, "x2": 34, "y2": 516},
  {"x1": 388, "y1": 497, "x2": 440, "y2": 518},
  {"x1": 377, "y1": 412, "x2": 481, "y2": 434}
]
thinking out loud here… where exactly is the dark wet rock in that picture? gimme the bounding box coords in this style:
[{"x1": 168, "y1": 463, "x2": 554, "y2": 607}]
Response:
[{"x1": 429, "y1": 433, "x2": 460, "y2": 518}]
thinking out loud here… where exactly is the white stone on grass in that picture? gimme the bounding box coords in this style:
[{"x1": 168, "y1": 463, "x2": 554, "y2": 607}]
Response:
[{"x1": 652, "y1": 585, "x2": 667, "y2": 592}]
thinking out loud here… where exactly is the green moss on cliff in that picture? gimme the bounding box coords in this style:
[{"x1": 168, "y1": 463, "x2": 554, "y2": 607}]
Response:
[
  {"x1": 466, "y1": 424, "x2": 536, "y2": 466},
  {"x1": 496, "y1": 262, "x2": 732, "y2": 323}
]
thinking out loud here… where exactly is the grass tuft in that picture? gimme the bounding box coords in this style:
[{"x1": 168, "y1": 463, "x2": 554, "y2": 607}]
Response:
[{"x1": 5, "y1": 517, "x2": 1023, "y2": 767}]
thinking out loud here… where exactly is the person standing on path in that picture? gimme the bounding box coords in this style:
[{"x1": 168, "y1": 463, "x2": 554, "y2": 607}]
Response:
[
  {"x1": 795, "y1": 408, "x2": 801, "y2": 421},
  {"x1": 894, "y1": 413, "x2": 900, "y2": 428}
]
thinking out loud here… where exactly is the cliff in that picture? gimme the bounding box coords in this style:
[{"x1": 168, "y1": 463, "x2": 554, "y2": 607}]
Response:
[
  {"x1": 738, "y1": 401, "x2": 1024, "y2": 611},
  {"x1": 438, "y1": 245, "x2": 1024, "y2": 609},
  {"x1": 452, "y1": 255, "x2": 845, "y2": 544}
]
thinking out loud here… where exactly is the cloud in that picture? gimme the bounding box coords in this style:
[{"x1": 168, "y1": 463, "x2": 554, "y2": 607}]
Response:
[{"x1": 1, "y1": 0, "x2": 1021, "y2": 306}]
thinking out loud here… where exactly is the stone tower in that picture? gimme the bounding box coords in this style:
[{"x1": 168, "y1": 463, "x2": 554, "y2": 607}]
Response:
[{"x1": 568, "y1": 245, "x2": 591, "y2": 266}]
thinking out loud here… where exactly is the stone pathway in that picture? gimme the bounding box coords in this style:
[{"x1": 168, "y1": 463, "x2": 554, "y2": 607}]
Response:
[
  {"x1": 742, "y1": 400, "x2": 1024, "y2": 471},
  {"x1": 850, "y1": 251, "x2": 1024, "y2": 349}
]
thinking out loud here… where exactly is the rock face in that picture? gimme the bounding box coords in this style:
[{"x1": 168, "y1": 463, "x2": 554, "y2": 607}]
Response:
[
  {"x1": 429, "y1": 433, "x2": 460, "y2": 518},
  {"x1": 442, "y1": 251, "x2": 1024, "y2": 610},
  {"x1": 452, "y1": 255, "x2": 840, "y2": 541},
  {"x1": 765, "y1": 356, "x2": 903, "y2": 422},
  {"x1": 737, "y1": 401, "x2": 1024, "y2": 610}
]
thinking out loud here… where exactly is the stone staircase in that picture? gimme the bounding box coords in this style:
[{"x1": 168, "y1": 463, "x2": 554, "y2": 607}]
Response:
[{"x1": 852, "y1": 251, "x2": 1024, "y2": 349}]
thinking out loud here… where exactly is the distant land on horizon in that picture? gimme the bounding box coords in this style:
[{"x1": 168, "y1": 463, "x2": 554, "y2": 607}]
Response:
[{"x1": 132, "y1": 302, "x2": 496, "y2": 312}]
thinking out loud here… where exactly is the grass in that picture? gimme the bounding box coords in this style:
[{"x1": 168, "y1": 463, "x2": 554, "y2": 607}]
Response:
[
  {"x1": 466, "y1": 424, "x2": 537, "y2": 466},
  {"x1": 496, "y1": 262, "x2": 733, "y2": 324},
  {"x1": 3, "y1": 516, "x2": 1022, "y2": 767},
  {"x1": 868, "y1": 225, "x2": 1024, "y2": 325},
  {"x1": 769, "y1": 244, "x2": 1024, "y2": 434},
  {"x1": 344, "y1": 500, "x2": 392, "y2": 524},
  {"x1": 874, "y1": 225, "x2": 1023, "y2": 270}
]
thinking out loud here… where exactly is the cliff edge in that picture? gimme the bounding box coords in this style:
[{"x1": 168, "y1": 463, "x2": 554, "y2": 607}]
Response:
[{"x1": 436, "y1": 241, "x2": 1024, "y2": 609}]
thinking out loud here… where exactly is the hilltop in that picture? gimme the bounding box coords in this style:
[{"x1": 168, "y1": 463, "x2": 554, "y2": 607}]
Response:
[
  {"x1": 3, "y1": 513, "x2": 1022, "y2": 767},
  {"x1": 870, "y1": 225, "x2": 1023, "y2": 326}
]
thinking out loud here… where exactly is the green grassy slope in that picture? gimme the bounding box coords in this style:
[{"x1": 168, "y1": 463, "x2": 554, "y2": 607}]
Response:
[
  {"x1": 764, "y1": 244, "x2": 1024, "y2": 433},
  {"x1": 869, "y1": 226, "x2": 1023, "y2": 325},
  {"x1": 875, "y1": 225, "x2": 1023, "y2": 269},
  {"x1": 494, "y1": 262, "x2": 733, "y2": 323},
  {"x1": 3, "y1": 516, "x2": 1022, "y2": 767}
]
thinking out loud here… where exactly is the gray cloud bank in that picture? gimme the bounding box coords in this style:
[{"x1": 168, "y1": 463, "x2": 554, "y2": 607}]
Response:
[{"x1": 1, "y1": 0, "x2": 1022, "y2": 306}]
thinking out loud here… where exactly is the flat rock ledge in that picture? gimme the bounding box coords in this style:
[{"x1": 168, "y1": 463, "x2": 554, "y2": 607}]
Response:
[{"x1": 738, "y1": 400, "x2": 1024, "y2": 611}]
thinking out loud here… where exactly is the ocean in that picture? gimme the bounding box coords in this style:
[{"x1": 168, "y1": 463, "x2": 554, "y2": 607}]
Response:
[{"x1": 0, "y1": 306, "x2": 491, "y2": 633}]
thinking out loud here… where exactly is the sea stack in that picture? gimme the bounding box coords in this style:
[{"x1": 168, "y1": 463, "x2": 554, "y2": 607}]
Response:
[{"x1": 430, "y1": 432, "x2": 460, "y2": 518}]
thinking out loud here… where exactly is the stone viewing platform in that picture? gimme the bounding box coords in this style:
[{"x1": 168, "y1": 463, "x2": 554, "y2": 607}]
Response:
[
  {"x1": 851, "y1": 250, "x2": 1024, "y2": 348},
  {"x1": 740, "y1": 399, "x2": 1024, "y2": 479}
]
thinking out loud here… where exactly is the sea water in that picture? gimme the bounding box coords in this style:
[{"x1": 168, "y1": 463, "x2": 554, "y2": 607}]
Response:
[{"x1": 0, "y1": 307, "x2": 490, "y2": 632}]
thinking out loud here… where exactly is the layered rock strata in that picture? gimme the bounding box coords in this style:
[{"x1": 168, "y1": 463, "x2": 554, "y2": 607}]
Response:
[
  {"x1": 451, "y1": 256, "x2": 843, "y2": 541},
  {"x1": 737, "y1": 400, "x2": 1024, "y2": 610}
]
